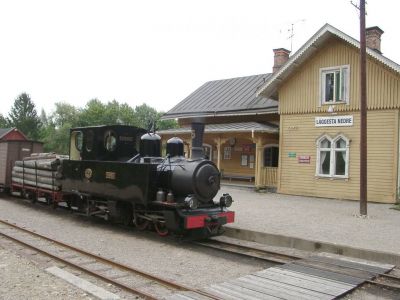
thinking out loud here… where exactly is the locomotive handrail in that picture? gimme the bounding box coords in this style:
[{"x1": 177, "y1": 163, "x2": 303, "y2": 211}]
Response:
[{"x1": 126, "y1": 153, "x2": 140, "y2": 163}]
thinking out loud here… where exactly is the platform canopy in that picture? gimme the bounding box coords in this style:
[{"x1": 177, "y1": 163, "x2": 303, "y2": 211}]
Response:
[{"x1": 158, "y1": 121, "x2": 278, "y2": 135}]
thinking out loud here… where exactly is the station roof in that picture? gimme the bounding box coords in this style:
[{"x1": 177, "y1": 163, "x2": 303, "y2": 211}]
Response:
[
  {"x1": 162, "y1": 74, "x2": 278, "y2": 120},
  {"x1": 257, "y1": 23, "x2": 400, "y2": 100},
  {"x1": 158, "y1": 121, "x2": 279, "y2": 135}
]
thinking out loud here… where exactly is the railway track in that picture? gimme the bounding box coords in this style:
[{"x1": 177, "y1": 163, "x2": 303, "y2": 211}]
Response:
[
  {"x1": 194, "y1": 238, "x2": 303, "y2": 264},
  {"x1": 1, "y1": 217, "x2": 399, "y2": 299},
  {"x1": 0, "y1": 219, "x2": 220, "y2": 300},
  {"x1": 195, "y1": 238, "x2": 400, "y2": 296}
]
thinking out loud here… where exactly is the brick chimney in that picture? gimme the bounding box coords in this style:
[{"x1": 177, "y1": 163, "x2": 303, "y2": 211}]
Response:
[
  {"x1": 366, "y1": 26, "x2": 384, "y2": 54},
  {"x1": 273, "y1": 48, "x2": 290, "y2": 73}
]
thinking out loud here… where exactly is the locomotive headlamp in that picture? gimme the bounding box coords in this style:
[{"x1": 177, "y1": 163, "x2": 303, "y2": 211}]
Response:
[
  {"x1": 219, "y1": 193, "x2": 233, "y2": 208},
  {"x1": 184, "y1": 196, "x2": 199, "y2": 210}
]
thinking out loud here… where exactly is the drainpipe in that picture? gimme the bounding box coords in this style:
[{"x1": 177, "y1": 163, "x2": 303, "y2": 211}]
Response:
[{"x1": 397, "y1": 110, "x2": 400, "y2": 203}]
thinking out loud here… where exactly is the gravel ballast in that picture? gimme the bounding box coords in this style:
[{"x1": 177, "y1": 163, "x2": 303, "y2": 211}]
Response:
[
  {"x1": 0, "y1": 246, "x2": 95, "y2": 300},
  {"x1": 0, "y1": 194, "x2": 270, "y2": 298}
]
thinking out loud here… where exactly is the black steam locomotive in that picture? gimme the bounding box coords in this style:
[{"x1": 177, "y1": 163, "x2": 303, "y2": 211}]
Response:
[{"x1": 46, "y1": 124, "x2": 234, "y2": 238}]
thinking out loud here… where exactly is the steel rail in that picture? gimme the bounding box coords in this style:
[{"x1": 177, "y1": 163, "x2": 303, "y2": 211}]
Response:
[
  {"x1": 379, "y1": 273, "x2": 400, "y2": 282},
  {"x1": 0, "y1": 229, "x2": 157, "y2": 300},
  {"x1": 194, "y1": 239, "x2": 302, "y2": 264},
  {"x1": 0, "y1": 219, "x2": 221, "y2": 300},
  {"x1": 194, "y1": 237, "x2": 400, "y2": 297},
  {"x1": 366, "y1": 272, "x2": 400, "y2": 291},
  {"x1": 365, "y1": 279, "x2": 400, "y2": 292}
]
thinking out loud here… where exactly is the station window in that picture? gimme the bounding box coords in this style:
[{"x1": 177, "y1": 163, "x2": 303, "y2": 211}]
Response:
[
  {"x1": 320, "y1": 65, "x2": 350, "y2": 105},
  {"x1": 316, "y1": 134, "x2": 349, "y2": 178},
  {"x1": 223, "y1": 147, "x2": 231, "y2": 160}
]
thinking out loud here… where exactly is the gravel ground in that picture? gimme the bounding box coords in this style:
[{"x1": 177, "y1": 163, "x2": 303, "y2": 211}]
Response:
[
  {"x1": 1, "y1": 189, "x2": 399, "y2": 299},
  {"x1": 220, "y1": 186, "x2": 400, "y2": 254},
  {"x1": 0, "y1": 194, "x2": 271, "y2": 299},
  {"x1": 0, "y1": 246, "x2": 95, "y2": 300}
]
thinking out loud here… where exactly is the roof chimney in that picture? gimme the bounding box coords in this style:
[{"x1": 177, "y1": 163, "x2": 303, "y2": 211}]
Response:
[
  {"x1": 273, "y1": 48, "x2": 290, "y2": 73},
  {"x1": 366, "y1": 26, "x2": 384, "y2": 54}
]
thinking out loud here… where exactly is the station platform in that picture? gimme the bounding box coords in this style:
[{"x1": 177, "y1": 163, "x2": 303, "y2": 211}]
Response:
[{"x1": 218, "y1": 185, "x2": 400, "y2": 265}]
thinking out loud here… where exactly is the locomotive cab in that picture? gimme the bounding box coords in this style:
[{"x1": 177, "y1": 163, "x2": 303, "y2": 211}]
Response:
[{"x1": 69, "y1": 125, "x2": 146, "y2": 161}]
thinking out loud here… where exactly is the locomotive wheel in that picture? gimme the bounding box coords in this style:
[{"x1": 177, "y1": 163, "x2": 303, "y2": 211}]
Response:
[
  {"x1": 27, "y1": 192, "x2": 37, "y2": 204},
  {"x1": 154, "y1": 221, "x2": 169, "y2": 237},
  {"x1": 135, "y1": 216, "x2": 149, "y2": 230}
]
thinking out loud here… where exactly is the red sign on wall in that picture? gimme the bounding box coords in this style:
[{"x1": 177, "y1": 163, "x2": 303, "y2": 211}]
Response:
[
  {"x1": 242, "y1": 144, "x2": 253, "y2": 153},
  {"x1": 298, "y1": 155, "x2": 311, "y2": 164}
]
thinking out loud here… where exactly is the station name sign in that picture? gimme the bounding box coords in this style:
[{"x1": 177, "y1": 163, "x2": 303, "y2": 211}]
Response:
[{"x1": 315, "y1": 115, "x2": 353, "y2": 127}]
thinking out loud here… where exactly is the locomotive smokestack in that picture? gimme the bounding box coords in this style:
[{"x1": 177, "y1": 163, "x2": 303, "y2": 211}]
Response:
[{"x1": 191, "y1": 122, "x2": 205, "y2": 159}]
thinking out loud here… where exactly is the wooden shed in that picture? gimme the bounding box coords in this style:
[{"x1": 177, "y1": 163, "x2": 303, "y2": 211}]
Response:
[{"x1": 0, "y1": 128, "x2": 43, "y2": 190}]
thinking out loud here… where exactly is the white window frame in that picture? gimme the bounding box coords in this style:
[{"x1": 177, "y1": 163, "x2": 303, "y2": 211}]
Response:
[
  {"x1": 315, "y1": 134, "x2": 350, "y2": 179},
  {"x1": 223, "y1": 146, "x2": 231, "y2": 160},
  {"x1": 319, "y1": 65, "x2": 350, "y2": 105}
]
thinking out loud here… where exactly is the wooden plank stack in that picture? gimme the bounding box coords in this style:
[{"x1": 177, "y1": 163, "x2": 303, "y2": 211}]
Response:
[{"x1": 11, "y1": 153, "x2": 68, "y2": 191}]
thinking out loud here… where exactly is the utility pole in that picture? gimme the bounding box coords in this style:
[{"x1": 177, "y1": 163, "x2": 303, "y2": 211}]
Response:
[
  {"x1": 351, "y1": 0, "x2": 367, "y2": 215},
  {"x1": 357, "y1": 0, "x2": 368, "y2": 215}
]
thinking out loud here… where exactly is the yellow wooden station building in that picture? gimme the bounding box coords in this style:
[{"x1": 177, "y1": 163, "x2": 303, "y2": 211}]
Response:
[{"x1": 161, "y1": 24, "x2": 400, "y2": 204}]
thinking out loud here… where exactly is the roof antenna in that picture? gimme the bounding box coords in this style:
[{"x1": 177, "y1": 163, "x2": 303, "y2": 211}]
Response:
[{"x1": 282, "y1": 19, "x2": 306, "y2": 52}]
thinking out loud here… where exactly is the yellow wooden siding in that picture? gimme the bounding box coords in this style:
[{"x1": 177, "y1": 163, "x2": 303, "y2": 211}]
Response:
[
  {"x1": 217, "y1": 137, "x2": 256, "y2": 177},
  {"x1": 259, "y1": 167, "x2": 278, "y2": 187},
  {"x1": 279, "y1": 37, "x2": 400, "y2": 114},
  {"x1": 278, "y1": 110, "x2": 398, "y2": 203}
]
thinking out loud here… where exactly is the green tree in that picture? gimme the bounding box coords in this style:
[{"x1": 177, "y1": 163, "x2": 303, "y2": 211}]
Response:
[
  {"x1": 157, "y1": 113, "x2": 178, "y2": 130},
  {"x1": 40, "y1": 102, "x2": 83, "y2": 154},
  {"x1": 134, "y1": 103, "x2": 159, "y2": 130},
  {"x1": 0, "y1": 113, "x2": 8, "y2": 128},
  {"x1": 8, "y1": 93, "x2": 41, "y2": 139},
  {"x1": 80, "y1": 99, "x2": 107, "y2": 126},
  {"x1": 52, "y1": 102, "x2": 82, "y2": 127},
  {"x1": 117, "y1": 103, "x2": 137, "y2": 125},
  {"x1": 134, "y1": 104, "x2": 178, "y2": 130},
  {"x1": 40, "y1": 122, "x2": 71, "y2": 154}
]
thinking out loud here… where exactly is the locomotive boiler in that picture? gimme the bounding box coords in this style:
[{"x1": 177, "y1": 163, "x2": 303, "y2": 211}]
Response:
[{"x1": 57, "y1": 125, "x2": 234, "y2": 237}]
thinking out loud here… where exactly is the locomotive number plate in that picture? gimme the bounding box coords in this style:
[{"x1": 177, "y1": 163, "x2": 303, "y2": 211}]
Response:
[{"x1": 105, "y1": 171, "x2": 116, "y2": 180}]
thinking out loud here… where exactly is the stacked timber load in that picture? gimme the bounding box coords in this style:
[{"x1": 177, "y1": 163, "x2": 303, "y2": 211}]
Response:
[{"x1": 12, "y1": 153, "x2": 69, "y2": 191}]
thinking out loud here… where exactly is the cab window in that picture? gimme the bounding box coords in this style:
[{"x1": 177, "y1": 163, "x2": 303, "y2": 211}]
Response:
[
  {"x1": 86, "y1": 130, "x2": 95, "y2": 152},
  {"x1": 104, "y1": 130, "x2": 117, "y2": 152},
  {"x1": 70, "y1": 131, "x2": 83, "y2": 160}
]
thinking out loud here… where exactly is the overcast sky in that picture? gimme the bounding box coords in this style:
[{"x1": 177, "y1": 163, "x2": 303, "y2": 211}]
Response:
[{"x1": 0, "y1": 0, "x2": 399, "y2": 116}]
